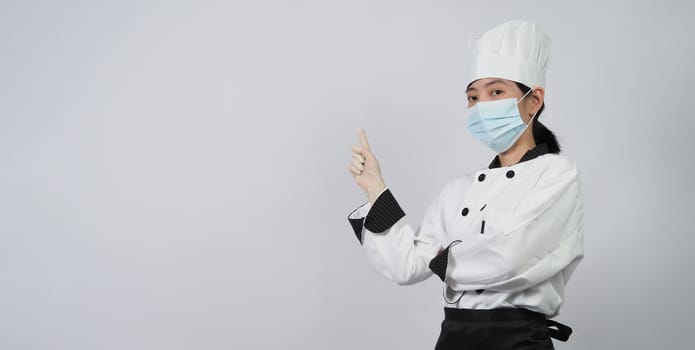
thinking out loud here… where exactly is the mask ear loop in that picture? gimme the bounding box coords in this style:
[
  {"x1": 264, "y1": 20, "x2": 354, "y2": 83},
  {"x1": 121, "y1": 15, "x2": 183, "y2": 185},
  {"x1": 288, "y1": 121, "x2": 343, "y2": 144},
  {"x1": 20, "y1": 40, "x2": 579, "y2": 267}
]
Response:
[
  {"x1": 526, "y1": 110, "x2": 538, "y2": 127},
  {"x1": 516, "y1": 88, "x2": 534, "y2": 104},
  {"x1": 517, "y1": 88, "x2": 538, "y2": 127}
]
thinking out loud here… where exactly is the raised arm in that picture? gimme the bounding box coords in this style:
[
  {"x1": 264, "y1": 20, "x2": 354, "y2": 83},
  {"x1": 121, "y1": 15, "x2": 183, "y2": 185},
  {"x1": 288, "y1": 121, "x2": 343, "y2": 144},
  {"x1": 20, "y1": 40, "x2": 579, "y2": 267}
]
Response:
[
  {"x1": 347, "y1": 128, "x2": 458, "y2": 285},
  {"x1": 347, "y1": 181, "x2": 456, "y2": 285}
]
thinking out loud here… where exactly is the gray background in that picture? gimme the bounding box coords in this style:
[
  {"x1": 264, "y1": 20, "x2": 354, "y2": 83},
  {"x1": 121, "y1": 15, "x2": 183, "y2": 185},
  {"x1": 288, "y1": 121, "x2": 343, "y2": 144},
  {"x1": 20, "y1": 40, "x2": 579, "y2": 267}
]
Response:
[{"x1": 1, "y1": 0, "x2": 694, "y2": 349}]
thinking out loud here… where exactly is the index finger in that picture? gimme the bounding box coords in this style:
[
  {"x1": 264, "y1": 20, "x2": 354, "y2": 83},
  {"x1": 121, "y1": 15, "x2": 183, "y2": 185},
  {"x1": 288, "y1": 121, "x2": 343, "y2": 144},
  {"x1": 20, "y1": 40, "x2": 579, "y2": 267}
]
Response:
[{"x1": 358, "y1": 128, "x2": 371, "y2": 150}]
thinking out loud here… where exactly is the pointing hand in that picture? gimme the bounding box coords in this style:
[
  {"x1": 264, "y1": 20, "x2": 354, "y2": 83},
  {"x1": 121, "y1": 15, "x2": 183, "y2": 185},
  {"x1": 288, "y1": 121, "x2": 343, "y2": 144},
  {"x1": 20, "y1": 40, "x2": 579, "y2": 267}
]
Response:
[{"x1": 349, "y1": 128, "x2": 386, "y2": 204}]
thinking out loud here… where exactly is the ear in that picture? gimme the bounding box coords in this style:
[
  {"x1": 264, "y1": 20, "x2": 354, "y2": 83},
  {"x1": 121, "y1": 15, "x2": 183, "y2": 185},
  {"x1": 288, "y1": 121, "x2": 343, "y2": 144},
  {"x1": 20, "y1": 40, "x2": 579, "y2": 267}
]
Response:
[{"x1": 528, "y1": 87, "x2": 545, "y2": 116}]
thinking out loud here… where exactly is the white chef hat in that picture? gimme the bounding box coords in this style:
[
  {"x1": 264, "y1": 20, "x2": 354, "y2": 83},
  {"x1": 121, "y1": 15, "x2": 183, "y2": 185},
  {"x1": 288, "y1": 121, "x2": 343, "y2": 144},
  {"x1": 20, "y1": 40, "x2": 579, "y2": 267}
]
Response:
[{"x1": 468, "y1": 20, "x2": 551, "y2": 89}]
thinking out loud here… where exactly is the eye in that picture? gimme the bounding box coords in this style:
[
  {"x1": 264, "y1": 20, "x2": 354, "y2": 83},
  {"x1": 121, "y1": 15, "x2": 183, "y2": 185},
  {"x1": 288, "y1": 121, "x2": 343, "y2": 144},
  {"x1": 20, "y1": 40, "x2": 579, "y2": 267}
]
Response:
[
  {"x1": 467, "y1": 95, "x2": 477, "y2": 102},
  {"x1": 491, "y1": 89, "x2": 504, "y2": 96}
]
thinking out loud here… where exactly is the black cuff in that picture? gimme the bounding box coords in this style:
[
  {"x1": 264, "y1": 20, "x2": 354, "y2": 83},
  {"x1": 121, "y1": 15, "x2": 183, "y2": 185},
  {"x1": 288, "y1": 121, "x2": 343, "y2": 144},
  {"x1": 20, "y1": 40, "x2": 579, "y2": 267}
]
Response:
[
  {"x1": 364, "y1": 189, "x2": 405, "y2": 233},
  {"x1": 428, "y1": 240, "x2": 461, "y2": 281},
  {"x1": 547, "y1": 320, "x2": 573, "y2": 342},
  {"x1": 347, "y1": 215, "x2": 366, "y2": 245}
]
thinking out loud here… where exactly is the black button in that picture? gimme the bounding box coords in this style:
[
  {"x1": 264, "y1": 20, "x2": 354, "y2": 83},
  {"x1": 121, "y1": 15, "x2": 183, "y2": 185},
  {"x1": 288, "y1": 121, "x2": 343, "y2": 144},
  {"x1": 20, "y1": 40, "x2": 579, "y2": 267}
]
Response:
[
  {"x1": 461, "y1": 207, "x2": 469, "y2": 216},
  {"x1": 478, "y1": 173, "x2": 486, "y2": 182},
  {"x1": 506, "y1": 170, "x2": 515, "y2": 178}
]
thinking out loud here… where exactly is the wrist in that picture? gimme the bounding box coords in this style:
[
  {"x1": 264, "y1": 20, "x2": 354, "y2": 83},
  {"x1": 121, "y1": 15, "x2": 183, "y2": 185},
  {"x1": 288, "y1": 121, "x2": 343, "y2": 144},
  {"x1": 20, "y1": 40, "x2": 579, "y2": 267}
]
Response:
[{"x1": 367, "y1": 181, "x2": 386, "y2": 204}]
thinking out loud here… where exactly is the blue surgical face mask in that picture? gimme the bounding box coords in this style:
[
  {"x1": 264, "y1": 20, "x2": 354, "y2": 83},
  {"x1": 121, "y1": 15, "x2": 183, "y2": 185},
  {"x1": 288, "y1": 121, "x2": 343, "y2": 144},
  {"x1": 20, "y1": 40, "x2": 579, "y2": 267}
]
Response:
[{"x1": 467, "y1": 89, "x2": 535, "y2": 153}]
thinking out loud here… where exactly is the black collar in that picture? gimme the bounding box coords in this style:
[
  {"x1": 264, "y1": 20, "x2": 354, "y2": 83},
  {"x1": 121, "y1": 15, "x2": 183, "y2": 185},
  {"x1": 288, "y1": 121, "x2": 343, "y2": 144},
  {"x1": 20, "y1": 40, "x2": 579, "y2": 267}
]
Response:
[{"x1": 488, "y1": 143, "x2": 550, "y2": 169}]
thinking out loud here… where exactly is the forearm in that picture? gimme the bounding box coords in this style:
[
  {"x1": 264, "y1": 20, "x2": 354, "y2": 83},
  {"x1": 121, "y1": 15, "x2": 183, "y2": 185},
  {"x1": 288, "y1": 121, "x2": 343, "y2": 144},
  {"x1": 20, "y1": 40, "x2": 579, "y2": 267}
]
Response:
[
  {"x1": 348, "y1": 188, "x2": 440, "y2": 285},
  {"x1": 447, "y1": 181, "x2": 584, "y2": 292}
]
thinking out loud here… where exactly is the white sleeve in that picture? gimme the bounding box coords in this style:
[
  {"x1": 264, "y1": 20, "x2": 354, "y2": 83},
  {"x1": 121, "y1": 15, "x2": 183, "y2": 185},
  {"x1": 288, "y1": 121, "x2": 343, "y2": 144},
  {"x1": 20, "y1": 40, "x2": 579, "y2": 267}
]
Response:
[
  {"x1": 346, "y1": 182, "x2": 455, "y2": 286},
  {"x1": 446, "y1": 159, "x2": 585, "y2": 293}
]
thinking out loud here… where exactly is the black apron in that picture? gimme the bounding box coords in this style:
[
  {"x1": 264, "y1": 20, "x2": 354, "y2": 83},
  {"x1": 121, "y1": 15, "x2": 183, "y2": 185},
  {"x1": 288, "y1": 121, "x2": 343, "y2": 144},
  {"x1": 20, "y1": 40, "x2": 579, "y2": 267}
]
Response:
[{"x1": 434, "y1": 307, "x2": 572, "y2": 350}]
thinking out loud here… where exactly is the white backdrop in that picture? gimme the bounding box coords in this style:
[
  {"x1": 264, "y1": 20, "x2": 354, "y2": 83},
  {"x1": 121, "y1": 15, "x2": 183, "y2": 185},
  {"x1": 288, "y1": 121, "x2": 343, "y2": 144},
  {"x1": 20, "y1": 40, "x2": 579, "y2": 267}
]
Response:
[{"x1": 1, "y1": 0, "x2": 694, "y2": 349}]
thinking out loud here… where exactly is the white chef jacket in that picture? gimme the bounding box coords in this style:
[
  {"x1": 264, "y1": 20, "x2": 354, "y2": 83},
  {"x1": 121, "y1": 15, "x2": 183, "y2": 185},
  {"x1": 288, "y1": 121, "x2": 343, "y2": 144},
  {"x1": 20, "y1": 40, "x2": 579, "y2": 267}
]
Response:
[{"x1": 347, "y1": 144, "x2": 584, "y2": 317}]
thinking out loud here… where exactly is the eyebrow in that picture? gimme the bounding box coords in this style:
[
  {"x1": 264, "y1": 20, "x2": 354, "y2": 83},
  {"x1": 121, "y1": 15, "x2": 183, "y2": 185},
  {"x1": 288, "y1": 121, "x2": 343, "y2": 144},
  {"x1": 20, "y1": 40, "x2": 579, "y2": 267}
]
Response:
[{"x1": 466, "y1": 79, "x2": 508, "y2": 92}]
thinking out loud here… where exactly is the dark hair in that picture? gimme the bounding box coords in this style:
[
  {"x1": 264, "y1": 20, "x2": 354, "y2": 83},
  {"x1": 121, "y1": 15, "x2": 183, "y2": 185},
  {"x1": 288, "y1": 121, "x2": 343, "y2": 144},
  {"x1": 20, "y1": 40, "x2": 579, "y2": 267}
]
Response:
[{"x1": 515, "y1": 82, "x2": 561, "y2": 153}]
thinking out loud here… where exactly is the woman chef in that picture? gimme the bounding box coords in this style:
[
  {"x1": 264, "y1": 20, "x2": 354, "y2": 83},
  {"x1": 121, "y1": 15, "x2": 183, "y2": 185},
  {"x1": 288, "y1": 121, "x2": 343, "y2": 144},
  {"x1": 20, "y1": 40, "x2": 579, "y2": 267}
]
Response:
[{"x1": 346, "y1": 20, "x2": 584, "y2": 350}]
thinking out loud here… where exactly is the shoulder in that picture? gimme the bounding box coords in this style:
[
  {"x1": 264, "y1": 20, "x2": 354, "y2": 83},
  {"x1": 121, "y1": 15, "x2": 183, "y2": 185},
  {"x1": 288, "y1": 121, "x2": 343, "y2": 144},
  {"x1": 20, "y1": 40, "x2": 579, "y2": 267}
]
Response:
[
  {"x1": 532, "y1": 154, "x2": 582, "y2": 191},
  {"x1": 533, "y1": 153, "x2": 579, "y2": 176}
]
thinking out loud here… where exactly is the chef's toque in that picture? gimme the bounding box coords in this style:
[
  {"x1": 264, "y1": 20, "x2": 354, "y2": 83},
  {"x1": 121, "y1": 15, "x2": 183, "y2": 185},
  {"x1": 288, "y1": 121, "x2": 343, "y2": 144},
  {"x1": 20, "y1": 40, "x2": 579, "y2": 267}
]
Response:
[{"x1": 468, "y1": 20, "x2": 551, "y2": 89}]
